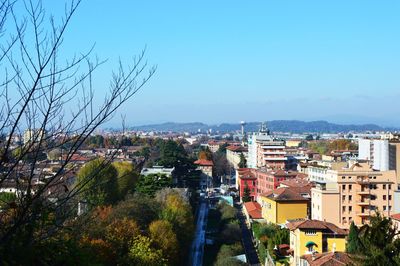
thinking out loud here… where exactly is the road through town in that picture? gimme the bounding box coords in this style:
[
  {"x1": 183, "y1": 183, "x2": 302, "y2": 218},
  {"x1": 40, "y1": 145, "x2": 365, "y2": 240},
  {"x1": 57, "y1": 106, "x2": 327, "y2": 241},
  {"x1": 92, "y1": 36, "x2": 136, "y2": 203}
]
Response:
[{"x1": 190, "y1": 200, "x2": 208, "y2": 266}]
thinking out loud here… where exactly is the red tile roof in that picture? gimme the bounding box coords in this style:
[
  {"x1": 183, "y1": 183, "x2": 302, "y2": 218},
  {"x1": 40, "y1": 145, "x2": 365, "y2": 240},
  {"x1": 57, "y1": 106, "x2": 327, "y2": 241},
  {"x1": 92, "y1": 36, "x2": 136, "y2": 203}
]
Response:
[
  {"x1": 238, "y1": 168, "x2": 256, "y2": 180},
  {"x1": 261, "y1": 187, "x2": 309, "y2": 202},
  {"x1": 226, "y1": 145, "x2": 248, "y2": 152},
  {"x1": 194, "y1": 159, "x2": 214, "y2": 166},
  {"x1": 287, "y1": 220, "x2": 348, "y2": 235},
  {"x1": 243, "y1": 202, "x2": 262, "y2": 219},
  {"x1": 301, "y1": 252, "x2": 353, "y2": 266},
  {"x1": 63, "y1": 154, "x2": 90, "y2": 162},
  {"x1": 391, "y1": 213, "x2": 400, "y2": 221}
]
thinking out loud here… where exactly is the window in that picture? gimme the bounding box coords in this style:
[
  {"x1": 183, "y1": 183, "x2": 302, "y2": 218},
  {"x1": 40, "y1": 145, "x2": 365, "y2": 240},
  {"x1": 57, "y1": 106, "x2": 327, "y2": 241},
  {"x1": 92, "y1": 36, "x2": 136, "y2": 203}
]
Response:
[
  {"x1": 342, "y1": 195, "x2": 346, "y2": 201},
  {"x1": 383, "y1": 206, "x2": 387, "y2": 211},
  {"x1": 383, "y1": 195, "x2": 387, "y2": 200},
  {"x1": 342, "y1": 217, "x2": 347, "y2": 223},
  {"x1": 383, "y1": 184, "x2": 386, "y2": 189},
  {"x1": 342, "y1": 184, "x2": 346, "y2": 190},
  {"x1": 305, "y1": 230, "x2": 317, "y2": 236},
  {"x1": 349, "y1": 195, "x2": 352, "y2": 201},
  {"x1": 349, "y1": 217, "x2": 353, "y2": 222},
  {"x1": 390, "y1": 206, "x2": 392, "y2": 211},
  {"x1": 349, "y1": 185, "x2": 352, "y2": 191},
  {"x1": 389, "y1": 195, "x2": 392, "y2": 200},
  {"x1": 342, "y1": 206, "x2": 346, "y2": 212},
  {"x1": 389, "y1": 185, "x2": 392, "y2": 190},
  {"x1": 342, "y1": 176, "x2": 345, "y2": 179},
  {"x1": 349, "y1": 206, "x2": 352, "y2": 212}
]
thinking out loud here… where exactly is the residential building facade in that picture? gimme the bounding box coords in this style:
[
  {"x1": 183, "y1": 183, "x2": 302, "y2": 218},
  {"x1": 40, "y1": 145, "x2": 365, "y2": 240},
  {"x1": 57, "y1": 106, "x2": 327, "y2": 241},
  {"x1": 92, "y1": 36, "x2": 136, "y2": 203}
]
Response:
[
  {"x1": 287, "y1": 220, "x2": 348, "y2": 266},
  {"x1": 247, "y1": 122, "x2": 286, "y2": 169},
  {"x1": 258, "y1": 187, "x2": 309, "y2": 224},
  {"x1": 311, "y1": 162, "x2": 397, "y2": 228}
]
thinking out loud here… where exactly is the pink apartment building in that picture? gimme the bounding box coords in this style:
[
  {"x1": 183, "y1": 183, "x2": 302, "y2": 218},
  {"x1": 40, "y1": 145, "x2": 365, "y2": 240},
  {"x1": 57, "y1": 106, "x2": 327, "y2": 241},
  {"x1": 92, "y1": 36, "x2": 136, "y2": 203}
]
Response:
[{"x1": 311, "y1": 162, "x2": 397, "y2": 228}]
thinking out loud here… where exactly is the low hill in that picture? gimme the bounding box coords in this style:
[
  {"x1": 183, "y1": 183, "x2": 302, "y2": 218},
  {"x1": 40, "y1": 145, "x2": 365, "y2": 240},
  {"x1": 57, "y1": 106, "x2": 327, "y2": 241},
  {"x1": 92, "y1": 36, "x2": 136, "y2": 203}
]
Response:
[{"x1": 131, "y1": 120, "x2": 397, "y2": 134}]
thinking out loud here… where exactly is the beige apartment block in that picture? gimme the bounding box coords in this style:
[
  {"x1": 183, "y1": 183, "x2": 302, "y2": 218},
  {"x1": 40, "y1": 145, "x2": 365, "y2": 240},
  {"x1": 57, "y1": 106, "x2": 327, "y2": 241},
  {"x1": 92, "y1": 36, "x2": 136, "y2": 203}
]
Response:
[{"x1": 311, "y1": 162, "x2": 397, "y2": 229}]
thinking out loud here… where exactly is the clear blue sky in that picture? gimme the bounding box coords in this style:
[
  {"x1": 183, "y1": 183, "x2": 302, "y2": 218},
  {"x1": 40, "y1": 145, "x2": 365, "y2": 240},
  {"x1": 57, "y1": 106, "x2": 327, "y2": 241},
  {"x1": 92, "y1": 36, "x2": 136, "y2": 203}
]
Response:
[{"x1": 41, "y1": 1, "x2": 400, "y2": 126}]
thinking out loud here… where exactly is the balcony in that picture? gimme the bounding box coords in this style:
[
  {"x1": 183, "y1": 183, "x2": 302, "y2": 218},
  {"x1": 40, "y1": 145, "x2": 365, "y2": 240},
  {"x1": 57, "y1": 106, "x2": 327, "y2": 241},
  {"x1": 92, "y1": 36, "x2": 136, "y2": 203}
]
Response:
[
  {"x1": 356, "y1": 190, "x2": 370, "y2": 195},
  {"x1": 263, "y1": 157, "x2": 287, "y2": 161},
  {"x1": 356, "y1": 201, "x2": 370, "y2": 206},
  {"x1": 356, "y1": 212, "x2": 371, "y2": 217},
  {"x1": 261, "y1": 145, "x2": 285, "y2": 149},
  {"x1": 263, "y1": 151, "x2": 286, "y2": 155},
  {"x1": 356, "y1": 179, "x2": 370, "y2": 184}
]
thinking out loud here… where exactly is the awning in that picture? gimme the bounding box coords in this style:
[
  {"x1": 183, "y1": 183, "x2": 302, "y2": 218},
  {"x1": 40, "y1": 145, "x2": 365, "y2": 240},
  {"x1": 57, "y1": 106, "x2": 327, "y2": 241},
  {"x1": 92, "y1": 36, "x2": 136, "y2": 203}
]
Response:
[{"x1": 305, "y1": 241, "x2": 318, "y2": 247}]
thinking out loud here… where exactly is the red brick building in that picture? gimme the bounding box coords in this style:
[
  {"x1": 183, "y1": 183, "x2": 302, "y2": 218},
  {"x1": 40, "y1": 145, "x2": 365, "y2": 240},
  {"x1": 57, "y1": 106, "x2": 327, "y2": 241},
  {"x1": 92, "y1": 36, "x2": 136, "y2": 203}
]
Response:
[
  {"x1": 256, "y1": 169, "x2": 306, "y2": 196},
  {"x1": 237, "y1": 167, "x2": 310, "y2": 201},
  {"x1": 237, "y1": 168, "x2": 257, "y2": 201}
]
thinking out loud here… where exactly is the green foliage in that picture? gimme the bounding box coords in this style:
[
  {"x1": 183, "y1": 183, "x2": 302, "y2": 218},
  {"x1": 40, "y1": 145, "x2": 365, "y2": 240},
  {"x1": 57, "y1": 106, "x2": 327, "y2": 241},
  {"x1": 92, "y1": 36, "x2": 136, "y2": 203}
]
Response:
[
  {"x1": 160, "y1": 193, "x2": 194, "y2": 253},
  {"x1": 217, "y1": 142, "x2": 229, "y2": 154},
  {"x1": 305, "y1": 134, "x2": 314, "y2": 141},
  {"x1": 356, "y1": 213, "x2": 400, "y2": 265},
  {"x1": 242, "y1": 183, "x2": 251, "y2": 202},
  {"x1": 109, "y1": 194, "x2": 160, "y2": 230},
  {"x1": 75, "y1": 190, "x2": 194, "y2": 265},
  {"x1": 12, "y1": 146, "x2": 47, "y2": 162},
  {"x1": 258, "y1": 241, "x2": 268, "y2": 264},
  {"x1": 214, "y1": 243, "x2": 246, "y2": 266},
  {"x1": 308, "y1": 139, "x2": 358, "y2": 155},
  {"x1": 238, "y1": 153, "x2": 246, "y2": 168},
  {"x1": 86, "y1": 135, "x2": 105, "y2": 148},
  {"x1": 346, "y1": 221, "x2": 362, "y2": 254},
  {"x1": 139, "y1": 146, "x2": 151, "y2": 159},
  {"x1": 135, "y1": 173, "x2": 172, "y2": 196},
  {"x1": 0, "y1": 192, "x2": 16, "y2": 208},
  {"x1": 47, "y1": 148, "x2": 61, "y2": 160},
  {"x1": 77, "y1": 159, "x2": 119, "y2": 206},
  {"x1": 149, "y1": 220, "x2": 179, "y2": 265},
  {"x1": 112, "y1": 161, "x2": 138, "y2": 199},
  {"x1": 128, "y1": 235, "x2": 167, "y2": 266},
  {"x1": 156, "y1": 139, "x2": 196, "y2": 186},
  {"x1": 105, "y1": 218, "x2": 140, "y2": 258},
  {"x1": 220, "y1": 223, "x2": 241, "y2": 244},
  {"x1": 219, "y1": 202, "x2": 237, "y2": 222},
  {"x1": 252, "y1": 222, "x2": 289, "y2": 261}
]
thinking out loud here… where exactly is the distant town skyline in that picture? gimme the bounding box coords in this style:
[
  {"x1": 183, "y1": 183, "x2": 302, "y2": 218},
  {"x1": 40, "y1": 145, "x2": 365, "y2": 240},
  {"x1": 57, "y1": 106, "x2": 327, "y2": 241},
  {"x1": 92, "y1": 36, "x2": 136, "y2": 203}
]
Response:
[{"x1": 36, "y1": 1, "x2": 400, "y2": 127}]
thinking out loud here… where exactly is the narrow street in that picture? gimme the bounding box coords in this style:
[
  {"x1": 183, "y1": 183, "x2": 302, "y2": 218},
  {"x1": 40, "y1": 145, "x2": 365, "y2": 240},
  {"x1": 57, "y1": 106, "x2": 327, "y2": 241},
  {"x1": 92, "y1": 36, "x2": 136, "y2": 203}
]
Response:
[
  {"x1": 190, "y1": 198, "x2": 209, "y2": 266},
  {"x1": 236, "y1": 204, "x2": 261, "y2": 266}
]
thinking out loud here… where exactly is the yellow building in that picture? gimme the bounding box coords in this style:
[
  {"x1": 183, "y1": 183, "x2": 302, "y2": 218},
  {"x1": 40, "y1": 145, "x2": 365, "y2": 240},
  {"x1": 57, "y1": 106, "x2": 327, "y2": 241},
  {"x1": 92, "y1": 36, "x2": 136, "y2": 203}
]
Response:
[
  {"x1": 287, "y1": 220, "x2": 348, "y2": 266},
  {"x1": 258, "y1": 187, "x2": 309, "y2": 224},
  {"x1": 286, "y1": 139, "x2": 303, "y2": 148}
]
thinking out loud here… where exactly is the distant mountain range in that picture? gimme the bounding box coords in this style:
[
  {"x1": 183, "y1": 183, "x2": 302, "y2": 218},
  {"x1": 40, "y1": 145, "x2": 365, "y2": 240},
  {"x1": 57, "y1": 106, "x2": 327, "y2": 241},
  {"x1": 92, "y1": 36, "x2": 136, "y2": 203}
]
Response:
[{"x1": 130, "y1": 120, "x2": 399, "y2": 134}]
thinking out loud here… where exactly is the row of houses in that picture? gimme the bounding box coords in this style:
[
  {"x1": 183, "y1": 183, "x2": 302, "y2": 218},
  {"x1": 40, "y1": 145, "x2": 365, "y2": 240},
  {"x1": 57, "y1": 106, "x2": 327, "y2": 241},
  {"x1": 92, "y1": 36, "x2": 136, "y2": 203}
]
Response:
[{"x1": 238, "y1": 159, "x2": 400, "y2": 265}]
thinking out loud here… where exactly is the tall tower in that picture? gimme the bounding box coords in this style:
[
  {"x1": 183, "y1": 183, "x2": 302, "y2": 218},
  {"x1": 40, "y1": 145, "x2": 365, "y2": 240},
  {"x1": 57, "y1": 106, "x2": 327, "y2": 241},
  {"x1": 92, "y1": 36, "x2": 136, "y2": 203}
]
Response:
[{"x1": 240, "y1": 121, "x2": 246, "y2": 136}]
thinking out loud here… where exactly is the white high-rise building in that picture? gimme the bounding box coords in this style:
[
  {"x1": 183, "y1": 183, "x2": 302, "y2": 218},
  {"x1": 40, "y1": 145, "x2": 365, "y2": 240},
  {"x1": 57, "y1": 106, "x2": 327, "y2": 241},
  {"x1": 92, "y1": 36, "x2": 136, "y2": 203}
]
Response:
[
  {"x1": 247, "y1": 122, "x2": 286, "y2": 169},
  {"x1": 358, "y1": 138, "x2": 389, "y2": 171}
]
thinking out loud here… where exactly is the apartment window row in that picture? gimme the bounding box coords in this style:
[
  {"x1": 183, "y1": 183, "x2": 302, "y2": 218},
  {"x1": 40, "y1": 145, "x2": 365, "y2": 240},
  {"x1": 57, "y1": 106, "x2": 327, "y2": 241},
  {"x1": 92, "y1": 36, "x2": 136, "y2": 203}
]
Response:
[
  {"x1": 342, "y1": 206, "x2": 353, "y2": 213},
  {"x1": 383, "y1": 206, "x2": 392, "y2": 211},
  {"x1": 341, "y1": 176, "x2": 378, "y2": 180},
  {"x1": 342, "y1": 195, "x2": 353, "y2": 202},
  {"x1": 383, "y1": 195, "x2": 392, "y2": 200},
  {"x1": 342, "y1": 184, "x2": 353, "y2": 191},
  {"x1": 342, "y1": 217, "x2": 353, "y2": 223}
]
